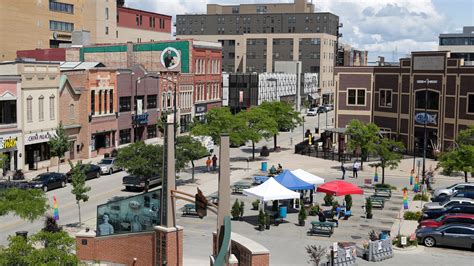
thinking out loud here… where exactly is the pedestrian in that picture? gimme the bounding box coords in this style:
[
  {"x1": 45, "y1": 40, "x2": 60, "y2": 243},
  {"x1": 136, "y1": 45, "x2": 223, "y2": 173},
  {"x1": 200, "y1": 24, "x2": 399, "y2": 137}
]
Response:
[
  {"x1": 353, "y1": 160, "x2": 360, "y2": 178},
  {"x1": 212, "y1": 154, "x2": 218, "y2": 171},
  {"x1": 206, "y1": 156, "x2": 212, "y2": 172},
  {"x1": 318, "y1": 209, "x2": 326, "y2": 222},
  {"x1": 340, "y1": 162, "x2": 346, "y2": 180}
]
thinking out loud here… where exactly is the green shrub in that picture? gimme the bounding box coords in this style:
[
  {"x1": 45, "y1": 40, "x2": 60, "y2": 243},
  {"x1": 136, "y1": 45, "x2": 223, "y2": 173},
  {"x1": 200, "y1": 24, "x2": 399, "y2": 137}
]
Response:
[
  {"x1": 344, "y1": 195, "x2": 353, "y2": 211},
  {"x1": 413, "y1": 194, "x2": 429, "y2": 201},
  {"x1": 298, "y1": 207, "x2": 307, "y2": 221},
  {"x1": 308, "y1": 205, "x2": 320, "y2": 216},
  {"x1": 258, "y1": 210, "x2": 266, "y2": 226},
  {"x1": 392, "y1": 235, "x2": 418, "y2": 248},
  {"x1": 403, "y1": 211, "x2": 422, "y2": 221},
  {"x1": 231, "y1": 200, "x2": 240, "y2": 219},
  {"x1": 252, "y1": 199, "x2": 260, "y2": 210},
  {"x1": 324, "y1": 194, "x2": 334, "y2": 206},
  {"x1": 365, "y1": 198, "x2": 373, "y2": 216},
  {"x1": 239, "y1": 201, "x2": 245, "y2": 217}
]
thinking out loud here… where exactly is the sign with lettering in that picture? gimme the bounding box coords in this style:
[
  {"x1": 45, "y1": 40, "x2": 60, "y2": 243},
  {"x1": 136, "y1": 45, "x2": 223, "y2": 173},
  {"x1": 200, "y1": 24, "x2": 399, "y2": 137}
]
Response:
[
  {"x1": 415, "y1": 112, "x2": 437, "y2": 125},
  {"x1": 24, "y1": 131, "x2": 56, "y2": 145},
  {"x1": 133, "y1": 113, "x2": 149, "y2": 125},
  {"x1": 0, "y1": 136, "x2": 18, "y2": 150}
]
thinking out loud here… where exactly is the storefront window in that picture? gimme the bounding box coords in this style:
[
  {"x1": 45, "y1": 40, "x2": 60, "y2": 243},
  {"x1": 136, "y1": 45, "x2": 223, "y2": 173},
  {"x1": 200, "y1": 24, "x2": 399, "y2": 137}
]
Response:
[
  {"x1": 119, "y1": 129, "x2": 131, "y2": 145},
  {"x1": 147, "y1": 125, "x2": 157, "y2": 138}
]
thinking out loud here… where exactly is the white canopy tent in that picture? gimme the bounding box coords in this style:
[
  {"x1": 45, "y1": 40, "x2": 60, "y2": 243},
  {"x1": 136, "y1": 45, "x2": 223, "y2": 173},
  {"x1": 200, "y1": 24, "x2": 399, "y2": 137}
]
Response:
[
  {"x1": 291, "y1": 169, "x2": 325, "y2": 185},
  {"x1": 243, "y1": 178, "x2": 300, "y2": 201}
]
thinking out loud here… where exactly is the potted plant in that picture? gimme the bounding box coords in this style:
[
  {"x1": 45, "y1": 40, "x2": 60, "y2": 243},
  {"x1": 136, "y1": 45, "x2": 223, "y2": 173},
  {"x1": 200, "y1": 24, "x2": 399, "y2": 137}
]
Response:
[
  {"x1": 308, "y1": 205, "x2": 319, "y2": 216},
  {"x1": 324, "y1": 193, "x2": 334, "y2": 206},
  {"x1": 252, "y1": 199, "x2": 260, "y2": 210},
  {"x1": 344, "y1": 195, "x2": 352, "y2": 211},
  {"x1": 265, "y1": 213, "x2": 271, "y2": 230},
  {"x1": 298, "y1": 206, "x2": 307, "y2": 226},
  {"x1": 231, "y1": 200, "x2": 241, "y2": 220},
  {"x1": 295, "y1": 198, "x2": 300, "y2": 208},
  {"x1": 258, "y1": 210, "x2": 266, "y2": 231},
  {"x1": 366, "y1": 198, "x2": 373, "y2": 219},
  {"x1": 239, "y1": 201, "x2": 245, "y2": 220}
]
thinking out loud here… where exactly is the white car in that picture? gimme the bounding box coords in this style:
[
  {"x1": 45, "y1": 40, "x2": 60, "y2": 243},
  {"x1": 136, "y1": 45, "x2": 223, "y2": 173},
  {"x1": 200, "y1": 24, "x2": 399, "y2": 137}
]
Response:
[
  {"x1": 423, "y1": 198, "x2": 474, "y2": 210},
  {"x1": 98, "y1": 158, "x2": 122, "y2": 175},
  {"x1": 433, "y1": 183, "x2": 474, "y2": 197},
  {"x1": 324, "y1": 104, "x2": 334, "y2": 111},
  {"x1": 307, "y1": 108, "x2": 318, "y2": 116}
]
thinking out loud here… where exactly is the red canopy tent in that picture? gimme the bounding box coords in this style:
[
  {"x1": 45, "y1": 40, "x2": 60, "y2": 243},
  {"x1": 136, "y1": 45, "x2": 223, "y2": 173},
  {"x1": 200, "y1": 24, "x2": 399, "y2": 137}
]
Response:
[{"x1": 316, "y1": 180, "x2": 364, "y2": 196}]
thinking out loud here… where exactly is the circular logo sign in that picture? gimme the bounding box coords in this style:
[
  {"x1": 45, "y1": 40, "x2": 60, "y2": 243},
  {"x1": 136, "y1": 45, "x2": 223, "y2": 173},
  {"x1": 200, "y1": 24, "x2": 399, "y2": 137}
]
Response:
[{"x1": 160, "y1": 47, "x2": 181, "y2": 70}]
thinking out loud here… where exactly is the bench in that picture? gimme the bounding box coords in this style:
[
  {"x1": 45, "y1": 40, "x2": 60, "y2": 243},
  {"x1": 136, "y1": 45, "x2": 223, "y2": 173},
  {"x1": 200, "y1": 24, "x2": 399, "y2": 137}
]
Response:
[
  {"x1": 181, "y1": 203, "x2": 198, "y2": 216},
  {"x1": 374, "y1": 188, "x2": 392, "y2": 198},
  {"x1": 307, "y1": 221, "x2": 336, "y2": 237},
  {"x1": 368, "y1": 196, "x2": 385, "y2": 209},
  {"x1": 253, "y1": 176, "x2": 270, "y2": 185}
]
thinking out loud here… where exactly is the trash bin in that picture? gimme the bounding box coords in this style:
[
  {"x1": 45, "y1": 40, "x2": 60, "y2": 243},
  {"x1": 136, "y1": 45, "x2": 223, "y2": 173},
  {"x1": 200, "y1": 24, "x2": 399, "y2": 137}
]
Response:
[
  {"x1": 261, "y1": 162, "x2": 267, "y2": 172},
  {"x1": 279, "y1": 206, "x2": 287, "y2": 218}
]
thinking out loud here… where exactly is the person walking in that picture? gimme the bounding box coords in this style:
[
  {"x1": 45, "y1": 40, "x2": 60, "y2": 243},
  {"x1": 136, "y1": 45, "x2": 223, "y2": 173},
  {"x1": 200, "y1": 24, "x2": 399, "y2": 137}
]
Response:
[
  {"x1": 353, "y1": 160, "x2": 360, "y2": 178},
  {"x1": 212, "y1": 154, "x2": 218, "y2": 171},
  {"x1": 340, "y1": 162, "x2": 346, "y2": 180},
  {"x1": 206, "y1": 156, "x2": 212, "y2": 172}
]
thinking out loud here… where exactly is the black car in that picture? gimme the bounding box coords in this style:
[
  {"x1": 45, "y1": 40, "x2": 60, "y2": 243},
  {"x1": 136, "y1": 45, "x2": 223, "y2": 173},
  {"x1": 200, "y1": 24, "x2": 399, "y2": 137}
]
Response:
[
  {"x1": 432, "y1": 190, "x2": 474, "y2": 203},
  {"x1": 416, "y1": 224, "x2": 474, "y2": 248},
  {"x1": 123, "y1": 175, "x2": 161, "y2": 191},
  {"x1": 66, "y1": 164, "x2": 101, "y2": 182},
  {"x1": 29, "y1": 172, "x2": 67, "y2": 192},
  {"x1": 421, "y1": 204, "x2": 474, "y2": 221},
  {"x1": 317, "y1": 106, "x2": 327, "y2": 113}
]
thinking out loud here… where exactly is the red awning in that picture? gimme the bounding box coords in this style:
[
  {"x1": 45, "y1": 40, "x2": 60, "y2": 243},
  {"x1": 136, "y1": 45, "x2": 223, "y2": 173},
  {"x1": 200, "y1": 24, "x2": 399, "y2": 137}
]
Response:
[{"x1": 316, "y1": 180, "x2": 364, "y2": 196}]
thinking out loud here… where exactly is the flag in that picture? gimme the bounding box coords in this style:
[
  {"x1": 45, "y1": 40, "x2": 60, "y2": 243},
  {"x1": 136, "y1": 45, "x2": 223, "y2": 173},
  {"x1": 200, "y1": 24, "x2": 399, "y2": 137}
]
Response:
[
  {"x1": 403, "y1": 189, "x2": 408, "y2": 210},
  {"x1": 53, "y1": 196, "x2": 59, "y2": 221}
]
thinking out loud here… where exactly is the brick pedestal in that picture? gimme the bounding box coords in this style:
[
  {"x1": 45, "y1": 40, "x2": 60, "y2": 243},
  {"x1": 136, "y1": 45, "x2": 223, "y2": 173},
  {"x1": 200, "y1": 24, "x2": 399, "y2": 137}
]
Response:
[{"x1": 155, "y1": 225, "x2": 184, "y2": 266}]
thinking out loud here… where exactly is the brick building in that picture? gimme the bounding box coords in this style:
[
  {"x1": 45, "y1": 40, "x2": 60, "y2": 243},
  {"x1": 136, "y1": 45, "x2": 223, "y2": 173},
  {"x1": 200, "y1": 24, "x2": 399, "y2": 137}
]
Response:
[{"x1": 335, "y1": 51, "x2": 474, "y2": 155}]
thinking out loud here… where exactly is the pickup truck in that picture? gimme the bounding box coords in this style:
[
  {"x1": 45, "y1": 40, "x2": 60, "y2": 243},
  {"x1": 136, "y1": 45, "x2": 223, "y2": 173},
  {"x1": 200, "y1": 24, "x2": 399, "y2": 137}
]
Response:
[{"x1": 122, "y1": 175, "x2": 161, "y2": 191}]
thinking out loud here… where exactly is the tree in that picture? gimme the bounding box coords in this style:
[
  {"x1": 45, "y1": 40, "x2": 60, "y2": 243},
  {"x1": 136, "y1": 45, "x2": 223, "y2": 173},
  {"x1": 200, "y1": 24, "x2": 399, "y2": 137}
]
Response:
[
  {"x1": 48, "y1": 122, "x2": 70, "y2": 172},
  {"x1": 345, "y1": 120, "x2": 380, "y2": 170},
  {"x1": 191, "y1": 107, "x2": 246, "y2": 145},
  {"x1": 260, "y1": 101, "x2": 302, "y2": 150},
  {"x1": 115, "y1": 141, "x2": 163, "y2": 180},
  {"x1": 176, "y1": 136, "x2": 208, "y2": 182},
  {"x1": 372, "y1": 137, "x2": 405, "y2": 184},
  {"x1": 237, "y1": 107, "x2": 278, "y2": 160},
  {"x1": 0, "y1": 231, "x2": 78, "y2": 265},
  {"x1": 439, "y1": 127, "x2": 474, "y2": 183},
  {"x1": 68, "y1": 160, "x2": 91, "y2": 226},
  {"x1": 0, "y1": 188, "x2": 48, "y2": 221}
]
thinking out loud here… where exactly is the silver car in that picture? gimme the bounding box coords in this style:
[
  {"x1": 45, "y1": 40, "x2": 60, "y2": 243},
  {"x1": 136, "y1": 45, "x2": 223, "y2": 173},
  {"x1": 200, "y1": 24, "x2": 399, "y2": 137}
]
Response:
[
  {"x1": 98, "y1": 158, "x2": 122, "y2": 175},
  {"x1": 433, "y1": 183, "x2": 474, "y2": 197},
  {"x1": 416, "y1": 224, "x2": 474, "y2": 248},
  {"x1": 423, "y1": 198, "x2": 474, "y2": 211}
]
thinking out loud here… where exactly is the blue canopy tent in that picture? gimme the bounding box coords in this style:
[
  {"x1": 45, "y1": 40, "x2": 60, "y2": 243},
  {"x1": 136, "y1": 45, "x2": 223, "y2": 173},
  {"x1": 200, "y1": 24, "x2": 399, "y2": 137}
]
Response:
[{"x1": 274, "y1": 170, "x2": 314, "y2": 190}]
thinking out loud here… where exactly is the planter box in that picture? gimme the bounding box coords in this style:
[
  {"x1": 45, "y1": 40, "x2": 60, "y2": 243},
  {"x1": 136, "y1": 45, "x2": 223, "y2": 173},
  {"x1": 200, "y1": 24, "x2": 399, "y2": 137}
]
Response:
[{"x1": 367, "y1": 239, "x2": 393, "y2": 262}]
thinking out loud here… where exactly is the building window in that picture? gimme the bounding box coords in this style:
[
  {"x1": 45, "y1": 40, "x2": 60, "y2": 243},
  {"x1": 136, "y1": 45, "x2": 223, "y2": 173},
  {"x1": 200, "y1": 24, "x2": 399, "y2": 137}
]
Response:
[
  {"x1": 98, "y1": 91, "x2": 102, "y2": 114},
  {"x1": 119, "y1": 129, "x2": 131, "y2": 145},
  {"x1": 105, "y1": 7, "x2": 109, "y2": 20},
  {"x1": 49, "y1": 95, "x2": 55, "y2": 120},
  {"x1": 379, "y1": 89, "x2": 392, "y2": 108},
  {"x1": 91, "y1": 90, "x2": 95, "y2": 114},
  {"x1": 69, "y1": 104, "x2": 75, "y2": 119},
  {"x1": 468, "y1": 93, "x2": 474, "y2": 114},
  {"x1": 347, "y1": 89, "x2": 366, "y2": 106},
  {"x1": 110, "y1": 91, "x2": 114, "y2": 113},
  {"x1": 139, "y1": 15, "x2": 143, "y2": 25},
  {"x1": 104, "y1": 90, "x2": 108, "y2": 113},
  {"x1": 27, "y1": 96, "x2": 33, "y2": 122},
  {"x1": 38, "y1": 95, "x2": 44, "y2": 121},
  {"x1": 49, "y1": 0, "x2": 74, "y2": 14},
  {"x1": 49, "y1": 20, "x2": 74, "y2": 32},
  {"x1": 105, "y1": 26, "x2": 109, "y2": 35},
  {"x1": 147, "y1": 95, "x2": 157, "y2": 109},
  {"x1": 256, "y1": 6, "x2": 267, "y2": 13},
  {"x1": 415, "y1": 90, "x2": 439, "y2": 110},
  {"x1": 136, "y1": 15, "x2": 139, "y2": 26},
  {"x1": 232, "y1": 7, "x2": 239, "y2": 14},
  {"x1": 147, "y1": 125, "x2": 157, "y2": 138},
  {"x1": 119, "y1": 96, "x2": 131, "y2": 112},
  {"x1": 116, "y1": 30, "x2": 118, "y2": 38},
  {"x1": 0, "y1": 100, "x2": 17, "y2": 125},
  {"x1": 167, "y1": 92, "x2": 171, "y2": 109}
]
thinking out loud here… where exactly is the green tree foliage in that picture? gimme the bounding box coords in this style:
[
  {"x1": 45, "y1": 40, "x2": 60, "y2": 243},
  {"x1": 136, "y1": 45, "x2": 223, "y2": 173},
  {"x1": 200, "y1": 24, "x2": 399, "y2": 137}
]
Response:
[
  {"x1": 176, "y1": 136, "x2": 209, "y2": 182},
  {"x1": 438, "y1": 126, "x2": 474, "y2": 182},
  {"x1": 345, "y1": 120, "x2": 380, "y2": 170},
  {"x1": 68, "y1": 160, "x2": 91, "y2": 226},
  {"x1": 260, "y1": 101, "x2": 302, "y2": 149},
  {"x1": 372, "y1": 138, "x2": 405, "y2": 184},
  {"x1": 0, "y1": 153, "x2": 8, "y2": 172},
  {"x1": 115, "y1": 141, "x2": 164, "y2": 179},
  {"x1": 0, "y1": 231, "x2": 78, "y2": 265},
  {"x1": 237, "y1": 107, "x2": 278, "y2": 159},
  {"x1": 48, "y1": 122, "x2": 70, "y2": 172},
  {"x1": 191, "y1": 107, "x2": 246, "y2": 145},
  {"x1": 0, "y1": 188, "x2": 48, "y2": 221}
]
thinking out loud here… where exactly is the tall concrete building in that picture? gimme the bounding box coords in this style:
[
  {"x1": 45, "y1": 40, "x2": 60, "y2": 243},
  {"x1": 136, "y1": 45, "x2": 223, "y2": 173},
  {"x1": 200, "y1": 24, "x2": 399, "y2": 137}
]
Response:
[
  {"x1": 176, "y1": 0, "x2": 340, "y2": 103},
  {"x1": 439, "y1": 26, "x2": 474, "y2": 66},
  {"x1": 0, "y1": 0, "x2": 172, "y2": 61},
  {"x1": 337, "y1": 43, "x2": 368, "y2": 67}
]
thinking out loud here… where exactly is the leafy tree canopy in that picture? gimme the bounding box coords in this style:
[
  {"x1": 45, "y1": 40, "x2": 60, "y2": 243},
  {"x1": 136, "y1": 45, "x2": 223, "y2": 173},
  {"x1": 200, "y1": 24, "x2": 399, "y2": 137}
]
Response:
[
  {"x1": 259, "y1": 101, "x2": 302, "y2": 131},
  {"x1": 439, "y1": 144, "x2": 474, "y2": 182},
  {"x1": 115, "y1": 141, "x2": 163, "y2": 178},
  {"x1": 457, "y1": 125, "x2": 474, "y2": 146},
  {"x1": 345, "y1": 120, "x2": 380, "y2": 156},
  {"x1": 0, "y1": 188, "x2": 48, "y2": 222},
  {"x1": 237, "y1": 107, "x2": 279, "y2": 144},
  {"x1": 48, "y1": 122, "x2": 69, "y2": 158}
]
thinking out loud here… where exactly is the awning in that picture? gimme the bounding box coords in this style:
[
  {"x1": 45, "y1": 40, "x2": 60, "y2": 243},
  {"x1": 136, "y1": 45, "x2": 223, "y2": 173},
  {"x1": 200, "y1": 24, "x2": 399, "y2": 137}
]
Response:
[
  {"x1": 316, "y1": 180, "x2": 364, "y2": 196},
  {"x1": 291, "y1": 169, "x2": 325, "y2": 185},
  {"x1": 243, "y1": 178, "x2": 300, "y2": 201},
  {"x1": 274, "y1": 170, "x2": 315, "y2": 190}
]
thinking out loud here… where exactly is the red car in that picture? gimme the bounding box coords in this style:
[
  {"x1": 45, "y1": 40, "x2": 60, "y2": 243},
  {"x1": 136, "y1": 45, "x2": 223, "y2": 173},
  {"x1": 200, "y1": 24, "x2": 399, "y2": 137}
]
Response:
[{"x1": 418, "y1": 213, "x2": 474, "y2": 228}]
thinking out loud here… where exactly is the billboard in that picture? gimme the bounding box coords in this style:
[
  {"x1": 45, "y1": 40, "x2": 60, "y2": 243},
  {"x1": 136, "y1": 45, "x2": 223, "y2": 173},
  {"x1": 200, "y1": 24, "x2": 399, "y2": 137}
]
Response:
[{"x1": 96, "y1": 189, "x2": 161, "y2": 236}]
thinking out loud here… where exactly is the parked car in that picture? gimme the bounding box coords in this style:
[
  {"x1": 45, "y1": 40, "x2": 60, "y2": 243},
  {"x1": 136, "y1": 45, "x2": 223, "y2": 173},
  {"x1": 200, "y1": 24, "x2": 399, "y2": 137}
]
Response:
[
  {"x1": 317, "y1": 106, "x2": 327, "y2": 113},
  {"x1": 421, "y1": 205, "x2": 474, "y2": 221},
  {"x1": 323, "y1": 104, "x2": 334, "y2": 111},
  {"x1": 423, "y1": 198, "x2": 474, "y2": 211},
  {"x1": 122, "y1": 175, "x2": 161, "y2": 191},
  {"x1": 29, "y1": 172, "x2": 67, "y2": 192},
  {"x1": 433, "y1": 183, "x2": 474, "y2": 198},
  {"x1": 432, "y1": 190, "x2": 474, "y2": 203},
  {"x1": 66, "y1": 164, "x2": 101, "y2": 182},
  {"x1": 98, "y1": 158, "x2": 122, "y2": 175},
  {"x1": 416, "y1": 224, "x2": 474, "y2": 248},
  {"x1": 418, "y1": 213, "x2": 474, "y2": 229},
  {"x1": 307, "y1": 108, "x2": 318, "y2": 116}
]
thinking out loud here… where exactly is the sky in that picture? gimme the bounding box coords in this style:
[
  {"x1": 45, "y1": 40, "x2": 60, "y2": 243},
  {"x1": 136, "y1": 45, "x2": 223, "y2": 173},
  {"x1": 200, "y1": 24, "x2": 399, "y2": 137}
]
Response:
[{"x1": 126, "y1": 0, "x2": 474, "y2": 62}]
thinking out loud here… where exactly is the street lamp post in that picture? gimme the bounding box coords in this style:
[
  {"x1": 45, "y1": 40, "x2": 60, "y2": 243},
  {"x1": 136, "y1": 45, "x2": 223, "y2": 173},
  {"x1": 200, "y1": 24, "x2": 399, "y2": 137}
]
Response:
[
  {"x1": 266, "y1": 78, "x2": 278, "y2": 101},
  {"x1": 422, "y1": 78, "x2": 429, "y2": 186}
]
